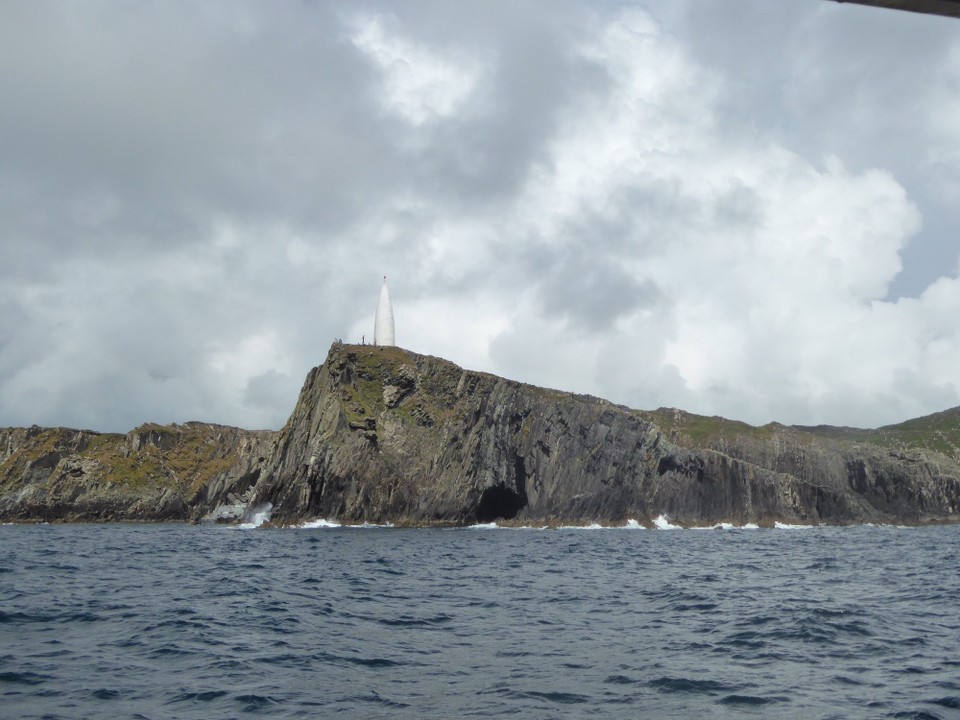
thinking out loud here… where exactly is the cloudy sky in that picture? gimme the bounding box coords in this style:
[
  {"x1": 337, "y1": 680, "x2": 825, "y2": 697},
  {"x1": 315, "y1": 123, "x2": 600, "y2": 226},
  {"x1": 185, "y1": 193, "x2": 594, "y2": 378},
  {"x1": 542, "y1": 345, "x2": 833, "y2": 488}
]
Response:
[{"x1": 2, "y1": 0, "x2": 959, "y2": 433}]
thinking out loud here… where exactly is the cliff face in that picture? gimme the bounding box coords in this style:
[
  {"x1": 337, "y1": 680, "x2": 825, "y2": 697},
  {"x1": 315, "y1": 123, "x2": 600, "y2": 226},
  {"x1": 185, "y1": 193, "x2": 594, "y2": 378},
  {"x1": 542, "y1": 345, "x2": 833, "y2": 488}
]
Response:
[
  {"x1": 0, "y1": 423, "x2": 275, "y2": 522},
  {"x1": 246, "y1": 343, "x2": 960, "y2": 526},
  {"x1": 3, "y1": 343, "x2": 960, "y2": 526}
]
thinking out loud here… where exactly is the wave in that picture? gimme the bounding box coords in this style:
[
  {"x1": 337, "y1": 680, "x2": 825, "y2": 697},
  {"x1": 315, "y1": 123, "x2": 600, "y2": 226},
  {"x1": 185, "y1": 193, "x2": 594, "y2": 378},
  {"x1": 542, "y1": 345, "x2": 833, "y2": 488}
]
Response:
[
  {"x1": 234, "y1": 502, "x2": 273, "y2": 529},
  {"x1": 653, "y1": 514, "x2": 683, "y2": 530},
  {"x1": 275, "y1": 516, "x2": 923, "y2": 531},
  {"x1": 296, "y1": 519, "x2": 395, "y2": 529},
  {"x1": 563, "y1": 516, "x2": 791, "y2": 531},
  {"x1": 299, "y1": 518, "x2": 342, "y2": 529}
]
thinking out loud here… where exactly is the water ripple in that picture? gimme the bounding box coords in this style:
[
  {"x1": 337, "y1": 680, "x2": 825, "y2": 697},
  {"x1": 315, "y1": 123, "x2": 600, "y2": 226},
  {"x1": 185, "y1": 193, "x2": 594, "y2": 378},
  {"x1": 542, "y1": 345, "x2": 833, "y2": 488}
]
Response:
[{"x1": 1, "y1": 523, "x2": 958, "y2": 719}]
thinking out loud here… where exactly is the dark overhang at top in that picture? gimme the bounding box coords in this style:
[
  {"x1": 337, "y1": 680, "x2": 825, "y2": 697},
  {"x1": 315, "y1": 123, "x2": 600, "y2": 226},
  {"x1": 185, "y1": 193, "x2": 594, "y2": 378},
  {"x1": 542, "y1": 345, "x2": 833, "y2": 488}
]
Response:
[{"x1": 832, "y1": 0, "x2": 960, "y2": 18}]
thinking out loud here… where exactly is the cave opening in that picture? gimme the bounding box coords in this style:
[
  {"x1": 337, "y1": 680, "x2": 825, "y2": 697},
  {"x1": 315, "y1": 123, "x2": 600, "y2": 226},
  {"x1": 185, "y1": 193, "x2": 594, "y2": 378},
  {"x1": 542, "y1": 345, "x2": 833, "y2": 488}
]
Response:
[{"x1": 476, "y1": 484, "x2": 527, "y2": 522}]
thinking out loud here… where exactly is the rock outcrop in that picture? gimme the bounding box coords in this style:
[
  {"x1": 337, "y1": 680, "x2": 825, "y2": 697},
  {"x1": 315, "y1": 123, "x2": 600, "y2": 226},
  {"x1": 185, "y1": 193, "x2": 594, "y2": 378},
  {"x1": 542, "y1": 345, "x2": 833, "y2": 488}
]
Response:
[
  {"x1": 244, "y1": 343, "x2": 960, "y2": 526},
  {"x1": 3, "y1": 342, "x2": 960, "y2": 526},
  {"x1": 0, "y1": 423, "x2": 275, "y2": 522}
]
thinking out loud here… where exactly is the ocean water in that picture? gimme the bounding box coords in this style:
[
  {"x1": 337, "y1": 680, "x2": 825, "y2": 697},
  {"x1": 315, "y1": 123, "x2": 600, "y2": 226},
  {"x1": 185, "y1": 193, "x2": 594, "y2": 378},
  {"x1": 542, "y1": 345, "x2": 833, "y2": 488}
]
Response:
[{"x1": 2, "y1": 522, "x2": 959, "y2": 719}]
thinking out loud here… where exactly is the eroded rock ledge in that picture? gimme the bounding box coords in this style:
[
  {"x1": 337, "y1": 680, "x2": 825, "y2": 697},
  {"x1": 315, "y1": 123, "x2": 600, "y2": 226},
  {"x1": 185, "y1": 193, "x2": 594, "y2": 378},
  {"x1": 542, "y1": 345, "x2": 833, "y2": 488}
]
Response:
[{"x1": 0, "y1": 423, "x2": 275, "y2": 522}]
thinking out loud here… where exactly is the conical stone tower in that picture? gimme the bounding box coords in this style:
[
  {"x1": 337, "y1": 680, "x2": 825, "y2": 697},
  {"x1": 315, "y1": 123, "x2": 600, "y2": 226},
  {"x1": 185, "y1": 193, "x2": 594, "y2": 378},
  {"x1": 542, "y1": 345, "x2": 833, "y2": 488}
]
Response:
[{"x1": 374, "y1": 276, "x2": 395, "y2": 347}]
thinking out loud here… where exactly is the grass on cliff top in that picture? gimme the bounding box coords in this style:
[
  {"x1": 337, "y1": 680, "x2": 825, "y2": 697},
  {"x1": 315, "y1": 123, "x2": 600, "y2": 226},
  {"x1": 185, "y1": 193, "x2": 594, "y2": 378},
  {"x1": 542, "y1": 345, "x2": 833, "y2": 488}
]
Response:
[
  {"x1": 341, "y1": 344, "x2": 413, "y2": 365},
  {"x1": 338, "y1": 346, "x2": 399, "y2": 423},
  {"x1": 643, "y1": 404, "x2": 960, "y2": 461},
  {"x1": 798, "y1": 407, "x2": 960, "y2": 460},
  {"x1": 339, "y1": 345, "x2": 456, "y2": 427},
  {"x1": 102, "y1": 425, "x2": 239, "y2": 494},
  {"x1": 636, "y1": 408, "x2": 780, "y2": 447}
]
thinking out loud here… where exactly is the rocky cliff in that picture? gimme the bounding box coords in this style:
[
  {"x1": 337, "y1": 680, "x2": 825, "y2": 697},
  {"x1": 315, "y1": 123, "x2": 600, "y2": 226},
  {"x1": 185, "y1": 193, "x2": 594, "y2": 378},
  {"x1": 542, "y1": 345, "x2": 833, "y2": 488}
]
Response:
[
  {"x1": 0, "y1": 423, "x2": 275, "y2": 522},
  {"x1": 3, "y1": 342, "x2": 960, "y2": 526},
  {"x1": 244, "y1": 343, "x2": 960, "y2": 527}
]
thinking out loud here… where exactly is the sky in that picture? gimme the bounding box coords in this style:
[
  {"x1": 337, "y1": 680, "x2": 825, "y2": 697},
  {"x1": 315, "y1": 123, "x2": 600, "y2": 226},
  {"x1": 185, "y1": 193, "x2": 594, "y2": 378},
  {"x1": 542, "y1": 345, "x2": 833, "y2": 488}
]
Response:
[{"x1": 2, "y1": 0, "x2": 959, "y2": 433}]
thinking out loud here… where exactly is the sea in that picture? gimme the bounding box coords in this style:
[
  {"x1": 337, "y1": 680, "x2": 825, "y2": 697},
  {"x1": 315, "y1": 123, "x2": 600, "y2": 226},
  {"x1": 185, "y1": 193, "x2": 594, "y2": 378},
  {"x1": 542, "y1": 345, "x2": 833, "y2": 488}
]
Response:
[{"x1": 2, "y1": 520, "x2": 959, "y2": 719}]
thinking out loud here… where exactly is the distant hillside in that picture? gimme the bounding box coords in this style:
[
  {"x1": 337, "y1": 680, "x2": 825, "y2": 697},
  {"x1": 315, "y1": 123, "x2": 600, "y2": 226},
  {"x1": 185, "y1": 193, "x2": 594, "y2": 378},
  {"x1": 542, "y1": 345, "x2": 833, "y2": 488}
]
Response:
[
  {"x1": 635, "y1": 406, "x2": 959, "y2": 463},
  {"x1": 797, "y1": 408, "x2": 960, "y2": 460}
]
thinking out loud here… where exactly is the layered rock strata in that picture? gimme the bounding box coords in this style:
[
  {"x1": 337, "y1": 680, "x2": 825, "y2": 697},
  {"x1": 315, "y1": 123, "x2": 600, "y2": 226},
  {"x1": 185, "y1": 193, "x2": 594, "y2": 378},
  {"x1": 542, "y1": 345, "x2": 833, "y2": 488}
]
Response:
[
  {"x1": 0, "y1": 423, "x2": 275, "y2": 522},
  {"x1": 244, "y1": 344, "x2": 960, "y2": 526}
]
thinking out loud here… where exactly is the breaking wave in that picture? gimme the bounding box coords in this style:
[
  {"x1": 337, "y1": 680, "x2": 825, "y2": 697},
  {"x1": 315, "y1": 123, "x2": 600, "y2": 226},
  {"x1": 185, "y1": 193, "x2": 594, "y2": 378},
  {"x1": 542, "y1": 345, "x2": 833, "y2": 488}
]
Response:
[
  {"x1": 461, "y1": 516, "x2": 837, "y2": 531},
  {"x1": 296, "y1": 519, "x2": 395, "y2": 529},
  {"x1": 235, "y1": 502, "x2": 273, "y2": 529}
]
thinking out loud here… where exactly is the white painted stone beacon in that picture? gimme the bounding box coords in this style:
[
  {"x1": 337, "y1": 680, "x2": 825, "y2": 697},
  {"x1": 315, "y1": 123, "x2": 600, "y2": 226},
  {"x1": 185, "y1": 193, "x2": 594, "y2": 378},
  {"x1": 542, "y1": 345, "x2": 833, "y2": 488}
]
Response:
[{"x1": 374, "y1": 276, "x2": 395, "y2": 347}]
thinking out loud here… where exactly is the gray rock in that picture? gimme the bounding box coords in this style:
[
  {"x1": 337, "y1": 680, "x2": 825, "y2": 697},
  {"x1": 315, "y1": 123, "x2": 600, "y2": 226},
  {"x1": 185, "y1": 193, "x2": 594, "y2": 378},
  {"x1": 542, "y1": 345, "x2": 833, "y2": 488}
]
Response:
[
  {"x1": 245, "y1": 344, "x2": 960, "y2": 527},
  {"x1": 0, "y1": 424, "x2": 276, "y2": 522}
]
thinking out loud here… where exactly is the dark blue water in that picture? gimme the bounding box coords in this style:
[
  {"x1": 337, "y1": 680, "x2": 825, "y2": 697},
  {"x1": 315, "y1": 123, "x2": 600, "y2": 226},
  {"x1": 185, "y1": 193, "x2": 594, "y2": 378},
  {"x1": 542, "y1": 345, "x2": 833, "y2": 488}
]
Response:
[{"x1": 2, "y1": 523, "x2": 959, "y2": 719}]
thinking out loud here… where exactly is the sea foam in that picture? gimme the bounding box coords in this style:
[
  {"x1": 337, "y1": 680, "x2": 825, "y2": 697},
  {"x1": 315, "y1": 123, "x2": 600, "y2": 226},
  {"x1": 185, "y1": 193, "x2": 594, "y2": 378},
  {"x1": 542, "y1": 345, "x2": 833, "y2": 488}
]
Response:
[
  {"x1": 653, "y1": 514, "x2": 683, "y2": 530},
  {"x1": 236, "y1": 503, "x2": 273, "y2": 529},
  {"x1": 299, "y1": 519, "x2": 342, "y2": 529},
  {"x1": 297, "y1": 519, "x2": 395, "y2": 529}
]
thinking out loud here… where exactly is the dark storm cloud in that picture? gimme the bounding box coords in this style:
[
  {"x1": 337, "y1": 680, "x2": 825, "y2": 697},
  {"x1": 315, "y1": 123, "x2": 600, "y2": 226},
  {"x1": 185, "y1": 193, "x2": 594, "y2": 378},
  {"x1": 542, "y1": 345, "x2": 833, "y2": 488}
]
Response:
[{"x1": 0, "y1": 2, "x2": 395, "y2": 260}]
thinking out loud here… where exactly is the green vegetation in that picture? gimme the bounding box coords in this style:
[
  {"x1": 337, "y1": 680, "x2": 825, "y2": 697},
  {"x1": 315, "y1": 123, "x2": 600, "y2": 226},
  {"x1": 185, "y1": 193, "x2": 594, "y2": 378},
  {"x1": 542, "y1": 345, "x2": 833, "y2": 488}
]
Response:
[
  {"x1": 92, "y1": 442, "x2": 166, "y2": 489},
  {"x1": 636, "y1": 408, "x2": 778, "y2": 447},
  {"x1": 0, "y1": 423, "x2": 249, "y2": 496},
  {"x1": 339, "y1": 345, "x2": 451, "y2": 429},
  {"x1": 339, "y1": 347, "x2": 394, "y2": 425},
  {"x1": 638, "y1": 404, "x2": 960, "y2": 462},
  {"x1": 799, "y1": 407, "x2": 960, "y2": 460},
  {"x1": 0, "y1": 428, "x2": 68, "y2": 493}
]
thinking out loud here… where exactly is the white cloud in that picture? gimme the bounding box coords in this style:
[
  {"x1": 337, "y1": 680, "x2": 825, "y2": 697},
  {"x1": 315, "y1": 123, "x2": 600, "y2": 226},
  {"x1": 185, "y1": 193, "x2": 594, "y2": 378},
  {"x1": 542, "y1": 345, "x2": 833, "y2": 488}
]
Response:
[
  {"x1": 349, "y1": 13, "x2": 486, "y2": 126},
  {"x1": 406, "y1": 6, "x2": 949, "y2": 427}
]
